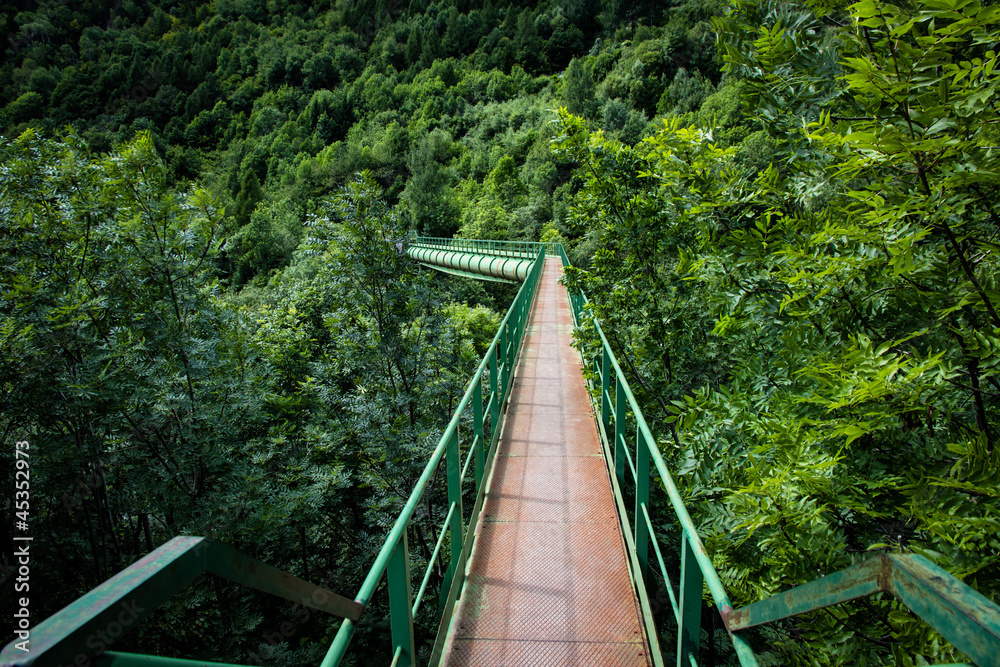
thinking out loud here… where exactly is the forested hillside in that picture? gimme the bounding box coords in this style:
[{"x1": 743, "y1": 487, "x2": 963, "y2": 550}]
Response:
[
  {"x1": 2, "y1": 0, "x2": 998, "y2": 664},
  {"x1": 1, "y1": 0, "x2": 718, "y2": 283},
  {"x1": 0, "y1": 0, "x2": 727, "y2": 664}
]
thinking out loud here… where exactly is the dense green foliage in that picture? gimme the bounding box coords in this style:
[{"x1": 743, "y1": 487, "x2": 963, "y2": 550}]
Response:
[
  {"x1": 556, "y1": 0, "x2": 1000, "y2": 663},
  {"x1": 0, "y1": 130, "x2": 506, "y2": 662},
  {"x1": 1, "y1": 0, "x2": 728, "y2": 663},
  {"x1": 5, "y1": 0, "x2": 996, "y2": 663},
  {"x1": 1, "y1": 0, "x2": 718, "y2": 284}
]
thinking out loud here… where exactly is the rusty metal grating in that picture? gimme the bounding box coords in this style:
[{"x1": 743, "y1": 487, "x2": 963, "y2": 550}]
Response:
[
  {"x1": 482, "y1": 458, "x2": 616, "y2": 523},
  {"x1": 502, "y1": 407, "x2": 601, "y2": 452},
  {"x1": 445, "y1": 640, "x2": 650, "y2": 666},
  {"x1": 455, "y1": 524, "x2": 644, "y2": 643},
  {"x1": 507, "y1": 378, "x2": 570, "y2": 409},
  {"x1": 442, "y1": 258, "x2": 651, "y2": 667}
]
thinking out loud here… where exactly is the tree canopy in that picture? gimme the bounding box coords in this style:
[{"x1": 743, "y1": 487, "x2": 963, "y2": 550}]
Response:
[{"x1": 2, "y1": 0, "x2": 998, "y2": 663}]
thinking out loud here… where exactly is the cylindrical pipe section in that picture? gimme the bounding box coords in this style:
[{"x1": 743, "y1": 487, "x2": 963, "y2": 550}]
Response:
[{"x1": 406, "y1": 247, "x2": 533, "y2": 281}]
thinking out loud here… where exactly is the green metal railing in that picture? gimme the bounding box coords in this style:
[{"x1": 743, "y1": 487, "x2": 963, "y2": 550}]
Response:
[
  {"x1": 321, "y1": 245, "x2": 546, "y2": 666},
  {"x1": 555, "y1": 247, "x2": 1000, "y2": 667},
  {"x1": 408, "y1": 235, "x2": 562, "y2": 259},
  {"x1": 0, "y1": 537, "x2": 362, "y2": 667}
]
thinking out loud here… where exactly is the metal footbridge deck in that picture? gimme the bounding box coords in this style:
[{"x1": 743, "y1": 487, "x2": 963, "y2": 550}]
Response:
[
  {"x1": 440, "y1": 256, "x2": 650, "y2": 666},
  {"x1": 4, "y1": 238, "x2": 998, "y2": 667}
]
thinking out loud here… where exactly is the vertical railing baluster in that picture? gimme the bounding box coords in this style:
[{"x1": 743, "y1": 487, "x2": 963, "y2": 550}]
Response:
[
  {"x1": 440, "y1": 426, "x2": 464, "y2": 610},
  {"x1": 635, "y1": 422, "x2": 650, "y2": 584},
  {"x1": 601, "y1": 348, "x2": 611, "y2": 436},
  {"x1": 387, "y1": 532, "x2": 415, "y2": 667},
  {"x1": 489, "y1": 350, "x2": 499, "y2": 441},
  {"x1": 678, "y1": 534, "x2": 703, "y2": 667},
  {"x1": 474, "y1": 379, "x2": 484, "y2": 488},
  {"x1": 501, "y1": 322, "x2": 511, "y2": 401},
  {"x1": 614, "y1": 375, "x2": 626, "y2": 491}
]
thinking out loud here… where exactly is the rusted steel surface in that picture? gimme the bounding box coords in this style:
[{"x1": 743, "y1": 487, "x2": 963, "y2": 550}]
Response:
[
  {"x1": 723, "y1": 553, "x2": 1000, "y2": 666},
  {"x1": 723, "y1": 557, "x2": 886, "y2": 632},
  {"x1": 441, "y1": 257, "x2": 652, "y2": 667},
  {"x1": 887, "y1": 554, "x2": 1000, "y2": 667}
]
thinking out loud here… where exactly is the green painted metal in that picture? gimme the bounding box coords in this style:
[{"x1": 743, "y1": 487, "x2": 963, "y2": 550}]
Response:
[
  {"x1": 408, "y1": 235, "x2": 562, "y2": 258},
  {"x1": 634, "y1": 425, "x2": 650, "y2": 586},
  {"x1": 614, "y1": 377, "x2": 627, "y2": 493},
  {"x1": 889, "y1": 555, "x2": 1000, "y2": 667},
  {"x1": 387, "y1": 533, "x2": 416, "y2": 667},
  {"x1": 440, "y1": 427, "x2": 463, "y2": 611},
  {"x1": 406, "y1": 245, "x2": 534, "y2": 282},
  {"x1": 724, "y1": 554, "x2": 1000, "y2": 666},
  {"x1": 678, "y1": 535, "x2": 703, "y2": 667},
  {"x1": 412, "y1": 502, "x2": 455, "y2": 617},
  {"x1": 473, "y1": 380, "x2": 485, "y2": 489},
  {"x1": 724, "y1": 556, "x2": 886, "y2": 631},
  {"x1": 0, "y1": 537, "x2": 360, "y2": 667},
  {"x1": 407, "y1": 260, "x2": 519, "y2": 284}
]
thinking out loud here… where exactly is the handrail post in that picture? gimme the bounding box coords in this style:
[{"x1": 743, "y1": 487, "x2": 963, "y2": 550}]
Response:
[
  {"x1": 474, "y1": 380, "x2": 485, "y2": 488},
  {"x1": 489, "y1": 352, "x2": 499, "y2": 441},
  {"x1": 614, "y1": 376, "x2": 626, "y2": 492},
  {"x1": 635, "y1": 424, "x2": 650, "y2": 585},
  {"x1": 501, "y1": 323, "x2": 511, "y2": 402},
  {"x1": 387, "y1": 533, "x2": 416, "y2": 667},
  {"x1": 441, "y1": 427, "x2": 464, "y2": 610},
  {"x1": 600, "y1": 348, "x2": 611, "y2": 436},
  {"x1": 513, "y1": 289, "x2": 522, "y2": 350},
  {"x1": 678, "y1": 533, "x2": 703, "y2": 667}
]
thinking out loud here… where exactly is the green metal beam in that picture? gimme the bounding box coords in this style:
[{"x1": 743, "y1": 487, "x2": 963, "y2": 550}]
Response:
[
  {"x1": 0, "y1": 537, "x2": 361, "y2": 667},
  {"x1": 205, "y1": 540, "x2": 363, "y2": 621},
  {"x1": 721, "y1": 552, "x2": 1000, "y2": 667},
  {"x1": 406, "y1": 245, "x2": 534, "y2": 282},
  {"x1": 723, "y1": 556, "x2": 885, "y2": 632},
  {"x1": 722, "y1": 554, "x2": 1000, "y2": 665},
  {"x1": 889, "y1": 555, "x2": 1000, "y2": 667},
  {"x1": 97, "y1": 652, "x2": 246, "y2": 666}
]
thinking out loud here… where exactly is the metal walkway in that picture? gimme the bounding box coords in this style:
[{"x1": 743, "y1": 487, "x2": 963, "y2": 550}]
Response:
[{"x1": 441, "y1": 257, "x2": 652, "y2": 666}]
